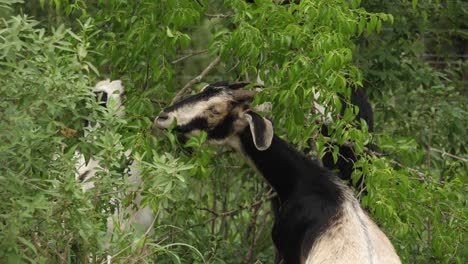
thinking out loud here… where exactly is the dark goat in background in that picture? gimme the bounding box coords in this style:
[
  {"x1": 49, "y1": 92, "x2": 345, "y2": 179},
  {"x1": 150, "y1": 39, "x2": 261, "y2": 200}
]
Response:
[{"x1": 319, "y1": 87, "x2": 376, "y2": 194}]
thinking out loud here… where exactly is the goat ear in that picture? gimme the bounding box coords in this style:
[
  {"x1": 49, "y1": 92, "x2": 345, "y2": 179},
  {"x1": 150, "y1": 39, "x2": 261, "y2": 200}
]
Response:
[{"x1": 244, "y1": 111, "x2": 273, "y2": 151}]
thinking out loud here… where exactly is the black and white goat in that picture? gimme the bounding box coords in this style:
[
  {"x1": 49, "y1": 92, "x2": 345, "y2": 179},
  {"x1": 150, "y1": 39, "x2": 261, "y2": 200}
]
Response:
[
  {"x1": 154, "y1": 82, "x2": 400, "y2": 264},
  {"x1": 76, "y1": 80, "x2": 154, "y2": 241}
]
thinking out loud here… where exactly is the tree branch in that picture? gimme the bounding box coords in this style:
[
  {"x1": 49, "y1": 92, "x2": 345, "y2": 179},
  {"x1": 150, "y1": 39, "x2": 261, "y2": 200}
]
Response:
[
  {"x1": 171, "y1": 49, "x2": 208, "y2": 64},
  {"x1": 429, "y1": 147, "x2": 468, "y2": 162},
  {"x1": 196, "y1": 191, "x2": 276, "y2": 218},
  {"x1": 105, "y1": 212, "x2": 158, "y2": 264},
  {"x1": 171, "y1": 56, "x2": 221, "y2": 104},
  {"x1": 363, "y1": 147, "x2": 445, "y2": 185},
  {"x1": 205, "y1": 13, "x2": 234, "y2": 19}
]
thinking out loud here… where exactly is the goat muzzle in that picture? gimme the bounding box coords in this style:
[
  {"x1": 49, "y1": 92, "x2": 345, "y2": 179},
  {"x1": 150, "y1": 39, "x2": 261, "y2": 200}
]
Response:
[{"x1": 153, "y1": 112, "x2": 173, "y2": 129}]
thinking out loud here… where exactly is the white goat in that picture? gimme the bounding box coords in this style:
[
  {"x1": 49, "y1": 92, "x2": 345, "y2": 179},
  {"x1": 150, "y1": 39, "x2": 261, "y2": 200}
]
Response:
[{"x1": 75, "y1": 80, "x2": 154, "y2": 244}]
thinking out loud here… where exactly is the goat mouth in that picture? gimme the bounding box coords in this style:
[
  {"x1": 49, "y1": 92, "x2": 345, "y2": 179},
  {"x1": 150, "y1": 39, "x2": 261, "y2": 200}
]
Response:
[
  {"x1": 153, "y1": 118, "x2": 169, "y2": 129},
  {"x1": 153, "y1": 113, "x2": 174, "y2": 129}
]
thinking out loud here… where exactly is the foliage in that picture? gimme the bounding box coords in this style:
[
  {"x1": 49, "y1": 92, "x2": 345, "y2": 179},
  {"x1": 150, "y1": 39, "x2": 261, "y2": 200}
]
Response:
[
  {"x1": 355, "y1": 1, "x2": 467, "y2": 261},
  {"x1": 1, "y1": 0, "x2": 466, "y2": 263},
  {"x1": 0, "y1": 12, "x2": 102, "y2": 262}
]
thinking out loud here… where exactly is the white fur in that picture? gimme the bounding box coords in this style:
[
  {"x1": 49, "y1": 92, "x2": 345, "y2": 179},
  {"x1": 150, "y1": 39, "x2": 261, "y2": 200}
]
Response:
[
  {"x1": 155, "y1": 95, "x2": 230, "y2": 128},
  {"x1": 76, "y1": 80, "x2": 154, "y2": 246},
  {"x1": 305, "y1": 188, "x2": 400, "y2": 264},
  {"x1": 312, "y1": 88, "x2": 334, "y2": 124}
]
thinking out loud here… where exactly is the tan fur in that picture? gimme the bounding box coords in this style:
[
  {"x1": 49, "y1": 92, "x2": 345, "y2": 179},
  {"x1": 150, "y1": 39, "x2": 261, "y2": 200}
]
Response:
[
  {"x1": 304, "y1": 186, "x2": 401, "y2": 264},
  {"x1": 157, "y1": 95, "x2": 232, "y2": 128},
  {"x1": 205, "y1": 101, "x2": 230, "y2": 128}
]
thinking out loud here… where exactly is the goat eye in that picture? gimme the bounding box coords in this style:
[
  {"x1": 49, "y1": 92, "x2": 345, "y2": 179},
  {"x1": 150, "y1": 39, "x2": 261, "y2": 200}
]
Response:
[{"x1": 209, "y1": 107, "x2": 221, "y2": 115}]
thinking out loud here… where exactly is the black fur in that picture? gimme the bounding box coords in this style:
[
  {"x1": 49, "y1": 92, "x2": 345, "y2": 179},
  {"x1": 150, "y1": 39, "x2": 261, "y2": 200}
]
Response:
[
  {"x1": 321, "y1": 88, "x2": 375, "y2": 191},
  {"x1": 83, "y1": 91, "x2": 110, "y2": 128},
  {"x1": 348, "y1": 88, "x2": 374, "y2": 133},
  {"x1": 207, "y1": 113, "x2": 236, "y2": 140},
  {"x1": 240, "y1": 128, "x2": 343, "y2": 263},
  {"x1": 94, "y1": 91, "x2": 108, "y2": 108},
  {"x1": 164, "y1": 86, "x2": 222, "y2": 113},
  {"x1": 175, "y1": 117, "x2": 209, "y2": 133},
  {"x1": 247, "y1": 111, "x2": 269, "y2": 147}
]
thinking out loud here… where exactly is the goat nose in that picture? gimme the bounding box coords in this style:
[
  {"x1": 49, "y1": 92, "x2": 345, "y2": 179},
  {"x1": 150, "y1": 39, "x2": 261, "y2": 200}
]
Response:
[{"x1": 157, "y1": 112, "x2": 169, "y2": 121}]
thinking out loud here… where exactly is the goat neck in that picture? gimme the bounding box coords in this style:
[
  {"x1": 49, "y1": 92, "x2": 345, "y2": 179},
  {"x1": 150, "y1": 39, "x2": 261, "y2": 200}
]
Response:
[{"x1": 233, "y1": 115, "x2": 343, "y2": 204}]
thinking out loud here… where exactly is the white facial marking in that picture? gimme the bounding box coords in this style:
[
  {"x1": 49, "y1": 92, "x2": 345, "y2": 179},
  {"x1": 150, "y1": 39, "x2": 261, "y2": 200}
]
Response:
[
  {"x1": 94, "y1": 79, "x2": 125, "y2": 118},
  {"x1": 95, "y1": 79, "x2": 124, "y2": 102},
  {"x1": 157, "y1": 94, "x2": 229, "y2": 129}
]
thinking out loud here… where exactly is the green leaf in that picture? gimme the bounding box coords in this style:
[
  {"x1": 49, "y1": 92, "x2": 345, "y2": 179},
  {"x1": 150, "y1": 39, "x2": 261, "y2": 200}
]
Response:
[
  {"x1": 166, "y1": 27, "x2": 174, "y2": 38},
  {"x1": 17, "y1": 237, "x2": 37, "y2": 255}
]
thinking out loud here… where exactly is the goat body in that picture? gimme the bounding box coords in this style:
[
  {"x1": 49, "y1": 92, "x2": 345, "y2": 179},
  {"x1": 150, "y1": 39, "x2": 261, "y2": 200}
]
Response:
[
  {"x1": 238, "y1": 122, "x2": 399, "y2": 263},
  {"x1": 319, "y1": 88, "x2": 375, "y2": 187},
  {"x1": 76, "y1": 80, "x2": 154, "y2": 245}
]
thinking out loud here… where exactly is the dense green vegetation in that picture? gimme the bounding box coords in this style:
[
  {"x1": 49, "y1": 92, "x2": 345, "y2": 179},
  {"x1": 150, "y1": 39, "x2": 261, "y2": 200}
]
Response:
[{"x1": 1, "y1": 0, "x2": 466, "y2": 263}]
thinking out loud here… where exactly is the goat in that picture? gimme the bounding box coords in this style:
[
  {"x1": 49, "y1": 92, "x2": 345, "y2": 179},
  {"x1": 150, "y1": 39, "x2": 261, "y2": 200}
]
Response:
[
  {"x1": 154, "y1": 82, "x2": 400, "y2": 264},
  {"x1": 76, "y1": 80, "x2": 154, "y2": 243},
  {"x1": 312, "y1": 87, "x2": 376, "y2": 194}
]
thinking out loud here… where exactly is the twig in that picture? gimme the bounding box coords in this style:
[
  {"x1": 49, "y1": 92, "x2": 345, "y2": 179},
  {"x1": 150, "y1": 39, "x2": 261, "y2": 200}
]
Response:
[
  {"x1": 429, "y1": 147, "x2": 468, "y2": 162},
  {"x1": 150, "y1": 98, "x2": 167, "y2": 106},
  {"x1": 143, "y1": 51, "x2": 151, "y2": 90},
  {"x1": 104, "y1": 214, "x2": 158, "y2": 264},
  {"x1": 211, "y1": 175, "x2": 218, "y2": 235},
  {"x1": 250, "y1": 210, "x2": 270, "y2": 262},
  {"x1": 363, "y1": 147, "x2": 432, "y2": 181},
  {"x1": 205, "y1": 13, "x2": 234, "y2": 18},
  {"x1": 94, "y1": 190, "x2": 140, "y2": 198},
  {"x1": 196, "y1": 192, "x2": 276, "y2": 218},
  {"x1": 242, "y1": 195, "x2": 263, "y2": 264},
  {"x1": 138, "y1": 214, "x2": 158, "y2": 254},
  {"x1": 171, "y1": 49, "x2": 208, "y2": 64},
  {"x1": 171, "y1": 56, "x2": 221, "y2": 104},
  {"x1": 356, "y1": 185, "x2": 367, "y2": 200},
  {"x1": 153, "y1": 191, "x2": 276, "y2": 247},
  {"x1": 360, "y1": 145, "x2": 446, "y2": 185}
]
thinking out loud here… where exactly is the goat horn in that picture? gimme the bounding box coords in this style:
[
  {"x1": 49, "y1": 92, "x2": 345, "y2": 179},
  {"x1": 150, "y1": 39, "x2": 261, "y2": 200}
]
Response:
[{"x1": 231, "y1": 89, "x2": 257, "y2": 102}]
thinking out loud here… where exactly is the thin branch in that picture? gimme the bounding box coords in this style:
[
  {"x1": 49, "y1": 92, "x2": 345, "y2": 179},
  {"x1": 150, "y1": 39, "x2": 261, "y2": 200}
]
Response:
[
  {"x1": 242, "y1": 196, "x2": 263, "y2": 264},
  {"x1": 105, "y1": 212, "x2": 158, "y2": 264},
  {"x1": 139, "y1": 214, "x2": 158, "y2": 254},
  {"x1": 429, "y1": 147, "x2": 468, "y2": 162},
  {"x1": 205, "y1": 13, "x2": 234, "y2": 18},
  {"x1": 171, "y1": 49, "x2": 208, "y2": 64},
  {"x1": 356, "y1": 185, "x2": 367, "y2": 200},
  {"x1": 323, "y1": 140, "x2": 447, "y2": 185},
  {"x1": 153, "y1": 191, "x2": 276, "y2": 247},
  {"x1": 150, "y1": 98, "x2": 167, "y2": 106},
  {"x1": 363, "y1": 147, "x2": 446, "y2": 185},
  {"x1": 196, "y1": 192, "x2": 276, "y2": 218},
  {"x1": 251, "y1": 210, "x2": 270, "y2": 262},
  {"x1": 171, "y1": 56, "x2": 221, "y2": 104}
]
